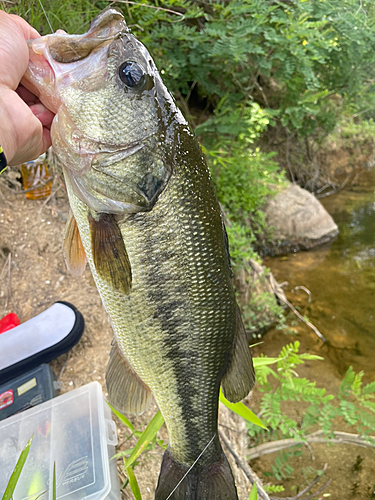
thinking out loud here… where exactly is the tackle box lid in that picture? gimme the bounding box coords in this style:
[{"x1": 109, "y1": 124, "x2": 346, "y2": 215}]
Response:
[{"x1": 0, "y1": 381, "x2": 120, "y2": 500}]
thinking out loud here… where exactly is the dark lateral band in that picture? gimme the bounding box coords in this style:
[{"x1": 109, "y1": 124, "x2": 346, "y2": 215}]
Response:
[{"x1": 0, "y1": 146, "x2": 7, "y2": 171}]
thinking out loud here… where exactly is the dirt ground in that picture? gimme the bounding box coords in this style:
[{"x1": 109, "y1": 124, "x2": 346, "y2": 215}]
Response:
[
  {"x1": 1, "y1": 168, "x2": 374, "y2": 500},
  {"x1": 0, "y1": 170, "x2": 253, "y2": 500}
]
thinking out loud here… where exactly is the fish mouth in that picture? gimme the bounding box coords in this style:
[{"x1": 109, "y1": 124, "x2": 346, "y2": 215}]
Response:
[{"x1": 22, "y1": 8, "x2": 128, "y2": 113}]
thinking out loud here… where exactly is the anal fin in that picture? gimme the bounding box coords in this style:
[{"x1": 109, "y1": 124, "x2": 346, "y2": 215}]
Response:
[
  {"x1": 221, "y1": 304, "x2": 255, "y2": 403},
  {"x1": 63, "y1": 213, "x2": 87, "y2": 276},
  {"x1": 106, "y1": 340, "x2": 151, "y2": 415}
]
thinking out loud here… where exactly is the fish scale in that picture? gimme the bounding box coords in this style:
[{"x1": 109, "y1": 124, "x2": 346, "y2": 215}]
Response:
[{"x1": 24, "y1": 7, "x2": 255, "y2": 499}]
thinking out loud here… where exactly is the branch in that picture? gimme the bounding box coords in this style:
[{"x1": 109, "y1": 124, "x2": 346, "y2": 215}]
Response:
[
  {"x1": 270, "y1": 272, "x2": 327, "y2": 342},
  {"x1": 251, "y1": 261, "x2": 327, "y2": 343},
  {"x1": 248, "y1": 430, "x2": 375, "y2": 460},
  {"x1": 291, "y1": 464, "x2": 328, "y2": 499},
  {"x1": 283, "y1": 296, "x2": 326, "y2": 342},
  {"x1": 271, "y1": 464, "x2": 331, "y2": 500},
  {"x1": 219, "y1": 429, "x2": 271, "y2": 500},
  {"x1": 111, "y1": 1, "x2": 185, "y2": 21}
]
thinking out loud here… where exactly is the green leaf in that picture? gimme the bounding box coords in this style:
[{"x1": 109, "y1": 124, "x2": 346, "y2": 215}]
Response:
[
  {"x1": 219, "y1": 389, "x2": 267, "y2": 430},
  {"x1": 107, "y1": 401, "x2": 135, "y2": 432},
  {"x1": 249, "y1": 482, "x2": 258, "y2": 500},
  {"x1": 300, "y1": 354, "x2": 324, "y2": 361},
  {"x1": 253, "y1": 357, "x2": 280, "y2": 367},
  {"x1": 127, "y1": 467, "x2": 142, "y2": 500},
  {"x1": 124, "y1": 411, "x2": 164, "y2": 469},
  {"x1": 2, "y1": 435, "x2": 33, "y2": 500}
]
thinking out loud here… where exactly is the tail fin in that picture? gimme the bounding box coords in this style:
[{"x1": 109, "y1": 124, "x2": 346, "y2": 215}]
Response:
[{"x1": 155, "y1": 447, "x2": 238, "y2": 500}]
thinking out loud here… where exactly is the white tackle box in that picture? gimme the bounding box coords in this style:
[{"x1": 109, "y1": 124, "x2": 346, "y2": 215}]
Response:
[{"x1": 0, "y1": 381, "x2": 120, "y2": 500}]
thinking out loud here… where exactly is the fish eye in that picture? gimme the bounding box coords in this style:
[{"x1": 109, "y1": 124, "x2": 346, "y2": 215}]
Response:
[{"x1": 119, "y1": 61, "x2": 145, "y2": 89}]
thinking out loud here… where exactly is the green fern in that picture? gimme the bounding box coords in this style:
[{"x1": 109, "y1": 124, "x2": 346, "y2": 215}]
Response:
[{"x1": 249, "y1": 342, "x2": 375, "y2": 483}]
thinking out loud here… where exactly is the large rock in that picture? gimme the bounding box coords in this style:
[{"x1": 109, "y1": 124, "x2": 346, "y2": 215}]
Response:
[{"x1": 262, "y1": 183, "x2": 338, "y2": 255}]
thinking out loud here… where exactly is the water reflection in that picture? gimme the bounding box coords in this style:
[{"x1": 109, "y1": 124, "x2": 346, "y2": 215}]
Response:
[{"x1": 265, "y1": 187, "x2": 375, "y2": 378}]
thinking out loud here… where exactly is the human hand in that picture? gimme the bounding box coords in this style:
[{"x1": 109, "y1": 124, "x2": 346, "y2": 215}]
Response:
[{"x1": 0, "y1": 11, "x2": 55, "y2": 166}]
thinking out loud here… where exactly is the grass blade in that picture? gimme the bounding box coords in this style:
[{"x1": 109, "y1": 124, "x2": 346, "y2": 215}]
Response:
[
  {"x1": 249, "y1": 482, "x2": 258, "y2": 500},
  {"x1": 2, "y1": 435, "x2": 33, "y2": 500},
  {"x1": 107, "y1": 401, "x2": 135, "y2": 432},
  {"x1": 127, "y1": 466, "x2": 142, "y2": 500},
  {"x1": 124, "y1": 411, "x2": 164, "y2": 469},
  {"x1": 219, "y1": 389, "x2": 267, "y2": 430},
  {"x1": 52, "y1": 463, "x2": 56, "y2": 500}
]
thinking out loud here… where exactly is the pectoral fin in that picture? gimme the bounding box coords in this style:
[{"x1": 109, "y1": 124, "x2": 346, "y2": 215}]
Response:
[
  {"x1": 106, "y1": 340, "x2": 151, "y2": 415},
  {"x1": 221, "y1": 304, "x2": 255, "y2": 403},
  {"x1": 63, "y1": 213, "x2": 87, "y2": 276},
  {"x1": 89, "y1": 212, "x2": 132, "y2": 294}
]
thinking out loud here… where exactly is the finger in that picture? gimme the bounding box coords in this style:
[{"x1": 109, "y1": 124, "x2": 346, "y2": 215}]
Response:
[
  {"x1": 30, "y1": 103, "x2": 55, "y2": 127},
  {"x1": 9, "y1": 14, "x2": 40, "y2": 40},
  {"x1": 0, "y1": 87, "x2": 50, "y2": 165},
  {"x1": 41, "y1": 127, "x2": 52, "y2": 153}
]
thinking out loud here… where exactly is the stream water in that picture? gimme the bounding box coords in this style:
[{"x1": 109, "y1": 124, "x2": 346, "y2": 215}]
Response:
[
  {"x1": 264, "y1": 183, "x2": 375, "y2": 380},
  {"x1": 257, "y1": 181, "x2": 375, "y2": 498}
]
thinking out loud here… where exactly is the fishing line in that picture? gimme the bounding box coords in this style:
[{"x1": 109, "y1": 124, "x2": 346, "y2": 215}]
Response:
[
  {"x1": 38, "y1": 0, "x2": 54, "y2": 33},
  {"x1": 165, "y1": 434, "x2": 216, "y2": 500}
]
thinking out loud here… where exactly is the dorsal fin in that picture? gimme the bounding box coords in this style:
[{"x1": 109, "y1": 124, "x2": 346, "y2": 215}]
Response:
[
  {"x1": 221, "y1": 214, "x2": 233, "y2": 278},
  {"x1": 63, "y1": 213, "x2": 87, "y2": 276},
  {"x1": 89, "y1": 212, "x2": 132, "y2": 294}
]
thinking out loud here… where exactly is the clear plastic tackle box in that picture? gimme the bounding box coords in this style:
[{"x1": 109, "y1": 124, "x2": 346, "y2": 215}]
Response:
[{"x1": 0, "y1": 381, "x2": 120, "y2": 500}]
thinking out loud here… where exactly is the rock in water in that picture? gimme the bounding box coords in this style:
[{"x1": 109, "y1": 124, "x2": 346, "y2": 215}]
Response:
[{"x1": 263, "y1": 183, "x2": 338, "y2": 255}]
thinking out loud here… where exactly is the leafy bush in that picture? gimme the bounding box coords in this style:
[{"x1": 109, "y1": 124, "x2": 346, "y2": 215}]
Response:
[
  {"x1": 241, "y1": 291, "x2": 286, "y2": 339},
  {"x1": 126, "y1": 0, "x2": 375, "y2": 187},
  {"x1": 119, "y1": 1, "x2": 375, "y2": 138},
  {"x1": 12, "y1": 0, "x2": 375, "y2": 166}
]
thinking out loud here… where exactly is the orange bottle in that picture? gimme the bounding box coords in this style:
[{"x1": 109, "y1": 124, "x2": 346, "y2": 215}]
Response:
[{"x1": 21, "y1": 154, "x2": 52, "y2": 200}]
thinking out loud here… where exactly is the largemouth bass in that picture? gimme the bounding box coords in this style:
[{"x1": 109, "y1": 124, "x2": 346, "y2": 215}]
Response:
[{"x1": 23, "y1": 8, "x2": 255, "y2": 499}]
